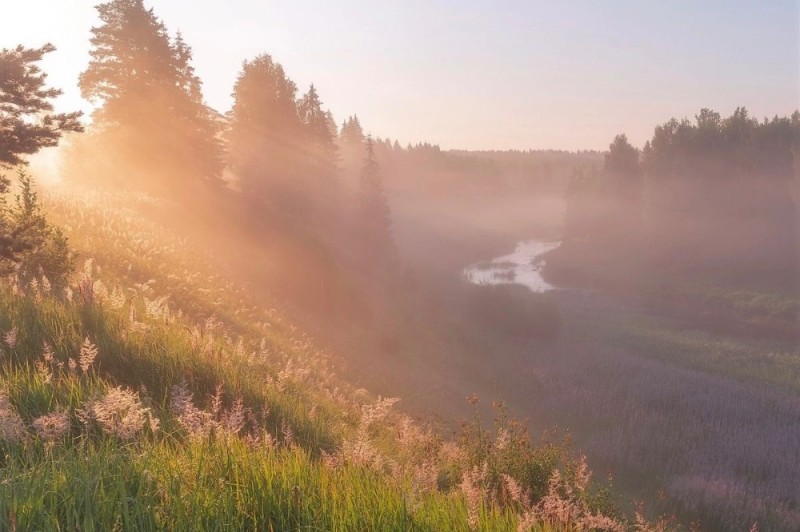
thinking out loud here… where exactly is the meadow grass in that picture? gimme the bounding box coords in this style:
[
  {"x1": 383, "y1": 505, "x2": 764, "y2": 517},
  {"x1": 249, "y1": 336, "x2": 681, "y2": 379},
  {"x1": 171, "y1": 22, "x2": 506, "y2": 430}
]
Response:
[
  {"x1": 613, "y1": 321, "x2": 800, "y2": 393},
  {"x1": 0, "y1": 185, "x2": 638, "y2": 531}
]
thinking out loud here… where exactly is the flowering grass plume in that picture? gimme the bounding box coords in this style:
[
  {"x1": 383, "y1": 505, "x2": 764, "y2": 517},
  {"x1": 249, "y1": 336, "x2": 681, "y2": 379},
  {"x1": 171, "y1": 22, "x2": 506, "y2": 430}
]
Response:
[
  {"x1": 4, "y1": 327, "x2": 17, "y2": 349},
  {"x1": 81, "y1": 386, "x2": 157, "y2": 440},
  {"x1": 170, "y1": 381, "x2": 214, "y2": 439},
  {"x1": 32, "y1": 409, "x2": 70, "y2": 442},
  {"x1": 79, "y1": 337, "x2": 98, "y2": 373},
  {"x1": 0, "y1": 389, "x2": 25, "y2": 443}
]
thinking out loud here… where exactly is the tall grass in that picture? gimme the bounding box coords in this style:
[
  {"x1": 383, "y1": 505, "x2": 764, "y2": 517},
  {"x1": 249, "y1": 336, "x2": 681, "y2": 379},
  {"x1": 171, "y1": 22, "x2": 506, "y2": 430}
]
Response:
[{"x1": 0, "y1": 184, "x2": 643, "y2": 530}]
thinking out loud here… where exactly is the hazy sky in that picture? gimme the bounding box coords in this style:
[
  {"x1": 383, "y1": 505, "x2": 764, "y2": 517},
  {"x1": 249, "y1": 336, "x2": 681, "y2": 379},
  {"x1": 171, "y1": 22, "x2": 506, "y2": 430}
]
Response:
[{"x1": 2, "y1": 1, "x2": 798, "y2": 150}]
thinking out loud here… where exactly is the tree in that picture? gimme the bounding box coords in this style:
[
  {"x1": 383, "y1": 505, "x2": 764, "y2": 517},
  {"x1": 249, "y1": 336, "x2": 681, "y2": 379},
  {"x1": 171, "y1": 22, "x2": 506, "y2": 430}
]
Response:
[
  {"x1": 637, "y1": 108, "x2": 800, "y2": 283},
  {"x1": 340, "y1": 115, "x2": 365, "y2": 147},
  {"x1": 0, "y1": 44, "x2": 83, "y2": 169},
  {"x1": 0, "y1": 44, "x2": 80, "y2": 272},
  {"x1": 298, "y1": 84, "x2": 337, "y2": 181},
  {"x1": 338, "y1": 115, "x2": 366, "y2": 187},
  {"x1": 228, "y1": 53, "x2": 302, "y2": 208},
  {"x1": 355, "y1": 137, "x2": 396, "y2": 272},
  {"x1": 3, "y1": 171, "x2": 75, "y2": 288},
  {"x1": 78, "y1": 0, "x2": 222, "y2": 187},
  {"x1": 604, "y1": 134, "x2": 640, "y2": 177},
  {"x1": 297, "y1": 85, "x2": 340, "y2": 228}
]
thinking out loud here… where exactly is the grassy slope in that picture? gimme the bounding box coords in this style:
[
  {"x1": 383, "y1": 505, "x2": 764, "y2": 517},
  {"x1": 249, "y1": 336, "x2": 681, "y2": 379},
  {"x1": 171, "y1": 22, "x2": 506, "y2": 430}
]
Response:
[{"x1": 0, "y1": 183, "x2": 633, "y2": 531}]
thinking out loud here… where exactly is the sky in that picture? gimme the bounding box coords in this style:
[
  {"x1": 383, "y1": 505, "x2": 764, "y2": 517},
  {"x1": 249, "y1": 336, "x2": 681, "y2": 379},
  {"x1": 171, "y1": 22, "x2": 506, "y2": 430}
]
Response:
[{"x1": 2, "y1": 0, "x2": 798, "y2": 150}]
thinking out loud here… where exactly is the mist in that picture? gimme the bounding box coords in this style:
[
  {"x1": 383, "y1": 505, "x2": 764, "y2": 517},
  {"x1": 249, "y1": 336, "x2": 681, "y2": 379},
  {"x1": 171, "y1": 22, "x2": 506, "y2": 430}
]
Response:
[{"x1": 2, "y1": 1, "x2": 799, "y2": 531}]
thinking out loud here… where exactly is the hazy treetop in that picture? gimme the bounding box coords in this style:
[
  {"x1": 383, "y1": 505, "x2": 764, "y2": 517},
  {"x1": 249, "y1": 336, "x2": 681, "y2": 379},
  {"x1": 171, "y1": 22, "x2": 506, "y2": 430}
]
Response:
[{"x1": 2, "y1": 0, "x2": 798, "y2": 150}]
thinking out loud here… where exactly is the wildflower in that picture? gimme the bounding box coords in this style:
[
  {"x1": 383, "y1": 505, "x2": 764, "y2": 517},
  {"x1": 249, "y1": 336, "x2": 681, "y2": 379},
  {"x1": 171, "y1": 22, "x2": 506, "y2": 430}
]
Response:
[
  {"x1": 459, "y1": 464, "x2": 487, "y2": 531},
  {"x1": 170, "y1": 381, "x2": 213, "y2": 438},
  {"x1": 35, "y1": 359, "x2": 52, "y2": 384},
  {"x1": 413, "y1": 461, "x2": 439, "y2": 494},
  {"x1": 108, "y1": 287, "x2": 126, "y2": 309},
  {"x1": 495, "y1": 427, "x2": 511, "y2": 451},
  {"x1": 502, "y1": 474, "x2": 525, "y2": 504},
  {"x1": 144, "y1": 296, "x2": 168, "y2": 320},
  {"x1": 147, "y1": 411, "x2": 160, "y2": 433},
  {"x1": 0, "y1": 389, "x2": 26, "y2": 442},
  {"x1": 4, "y1": 327, "x2": 18, "y2": 349},
  {"x1": 30, "y1": 278, "x2": 40, "y2": 297},
  {"x1": 221, "y1": 396, "x2": 246, "y2": 436},
  {"x1": 42, "y1": 341, "x2": 55, "y2": 364},
  {"x1": 79, "y1": 337, "x2": 98, "y2": 373},
  {"x1": 83, "y1": 258, "x2": 94, "y2": 278},
  {"x1": 41, "y1": 275, "x2": 51, "y2": 294},
  {"x1": 32, "y1": 409, "x2": 70, "y2": 442},
  {"x1": 281, "y1": 420, "x2": 295, "y2": 448},
  {"x1": 321, "y1": 449, "x2": 342, "y2": 469},
  {"x1": 575, "y1": 454, "x2": 591, "y2": 493},
  {"x1": 210, "y1": 384, "x2": 223, "y2": 418},
  {"x1": 92, "y1": 279, "x2": 108, "y2": 303},
  {"x1": 234, "y1": 337, "x2": 244, "y2": 358},
  {"x1": 83, "y1": 386, "x2": 154, "y2": 440},
  {"x1": 360, "y1": 396, "x2": 400, "y2": 427}
]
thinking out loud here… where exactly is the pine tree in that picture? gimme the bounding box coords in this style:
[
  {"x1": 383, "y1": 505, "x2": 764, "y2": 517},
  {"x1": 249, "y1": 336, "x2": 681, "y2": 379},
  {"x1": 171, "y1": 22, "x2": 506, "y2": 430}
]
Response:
[
  {"x1": 340, "y1": 115, "x2": 365, "y2": 146},
  {"x1": 229, "y1": 54, "x2": 302, "y2": 209},
  {"x1": 78, "y1": 0, "x2": 222, "y2": 187},
  {"x1": 355, "y1": 137, "x2": 396, "y2": 272},
  {"x1": 298, "y1": 84, "x2": 337, "y2": 181},
  {"x1": 169, "y1": 32, "x2": 225, "y2": 185},
  {"x1": 0, "y1": 44, "x2": 82, "y2": 169},
  {"x1": 297, "y1": 85, "x2": 341, "y2": 229},
  {"x1": 5, "y1": 171, "x2": 75, "y2": 286},
  {"x1": 338, "y1": 115, "x2": 366, "y2": 188},
  {"x1": 0, "y1": 45, "x2": 80, "y2": 270}
]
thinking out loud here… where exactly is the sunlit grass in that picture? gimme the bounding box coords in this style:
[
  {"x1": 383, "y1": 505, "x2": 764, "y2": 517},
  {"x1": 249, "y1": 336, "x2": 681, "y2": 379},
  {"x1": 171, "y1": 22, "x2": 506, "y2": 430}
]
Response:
[{"x1": 0, "y1": 185, "x2": 634, "y2": 531}]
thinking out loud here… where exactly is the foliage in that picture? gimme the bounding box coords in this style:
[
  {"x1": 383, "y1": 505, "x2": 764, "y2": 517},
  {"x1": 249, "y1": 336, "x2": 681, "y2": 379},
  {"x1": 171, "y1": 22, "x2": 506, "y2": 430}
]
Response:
[
  {"x1": 3, "y1": 171, "x2": 75, "y2": 288},
  {"x1": 354, "y1": 138, "x2": 397, "y2": 274},
  {"x1": 228, "y1": 53, "x2": 302, "y2": 203},
  {"x1": 554, "y1": 108, "x2": 800, "y2": 295},
  {"x1": 0, "y1": 183, "x2": 664, "y2": 530},
  {"x1": 0, "y1": 44, "x2": 83, "y2": 168},
  {"x1": 0, "y1": 171, "x2": 75, "y2": 289},
  {"x1": 76, "y1": 0, "x2": 224, "y2": 187}
]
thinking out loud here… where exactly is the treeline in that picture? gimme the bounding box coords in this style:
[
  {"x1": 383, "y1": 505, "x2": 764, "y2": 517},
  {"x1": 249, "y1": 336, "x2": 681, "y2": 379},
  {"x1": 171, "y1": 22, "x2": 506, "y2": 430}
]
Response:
[
  {"x1": 61, "y1": 0, "x2": 395, "y2": 276},
  {"x1": 366, "y1": 142, "x2": 600, "y2": 197},
  {"x1": 559, "y1": 108, "x2": 800, "y2": 293}
]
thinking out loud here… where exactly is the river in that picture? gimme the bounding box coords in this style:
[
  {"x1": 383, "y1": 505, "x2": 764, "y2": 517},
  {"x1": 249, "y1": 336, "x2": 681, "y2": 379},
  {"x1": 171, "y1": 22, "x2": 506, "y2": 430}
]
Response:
[{"x1": 462, "y1": 239, "x2": 560, "y2": 293}]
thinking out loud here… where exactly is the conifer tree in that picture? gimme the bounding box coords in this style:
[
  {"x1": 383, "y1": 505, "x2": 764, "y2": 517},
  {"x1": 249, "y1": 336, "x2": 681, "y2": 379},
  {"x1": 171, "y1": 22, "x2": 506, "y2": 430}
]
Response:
[
  {"x1": 355, "y1": 137, "x2": 396, "y2": 272},
  {"x1": 0, "y1": 44, "x2": 82, "y2": 169},
  {"x1": 338, "y1": 115, "x2": 366, "y2": 187},
  {"x1": 229, "y1": 54, "x2": 302, "y2": 208},
  {"x1": 0, "y1": 44, "x2": 80, "y2": 270},
  {"x1": 78, "y1": 0, "x2": 222, "y2": 187},
  {"x1": 340, "y1": 115, "x2": 365, "y2": 146},
  {"x1": 298, "y1": 84, "x2": 337, "y2": 181}
]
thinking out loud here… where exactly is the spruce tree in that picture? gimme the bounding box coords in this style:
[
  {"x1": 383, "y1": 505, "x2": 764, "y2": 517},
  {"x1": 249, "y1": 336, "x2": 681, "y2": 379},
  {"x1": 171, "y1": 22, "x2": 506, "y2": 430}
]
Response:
[
  {"x1": 0, "y1": 44, "x2": 82, "y2": 169},
  {"x1": 298, "y1": 84, "x2": 337, "y2": 181},
  {"x1": 0, "y1": 44, "x2": 80, "y2": 268},
  {"x1": 78, "y1": 0, "x2": 222, "y2": 187},
  {"x1": 338, "y1": 115, "x2": 366, "y2": 188},
  {"x1": 355, "y1": 137, "x2": 396, "y2": 272},
  {"x1": 229, "y1": 54, "x2": 301, "y2": 202}
]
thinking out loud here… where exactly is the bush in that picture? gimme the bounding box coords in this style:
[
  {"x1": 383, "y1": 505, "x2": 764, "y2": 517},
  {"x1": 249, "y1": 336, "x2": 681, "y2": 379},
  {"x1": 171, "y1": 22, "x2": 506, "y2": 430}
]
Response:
[{"x1": 0, "y1": 170, "x2": 75, "y2": 290}]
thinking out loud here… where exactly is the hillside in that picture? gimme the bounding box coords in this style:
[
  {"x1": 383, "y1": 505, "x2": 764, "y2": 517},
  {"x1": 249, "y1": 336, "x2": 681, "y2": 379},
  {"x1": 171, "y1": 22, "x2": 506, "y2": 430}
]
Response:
[{"x1": 0, "y1": 182, "x2": 641, "y2": 531}]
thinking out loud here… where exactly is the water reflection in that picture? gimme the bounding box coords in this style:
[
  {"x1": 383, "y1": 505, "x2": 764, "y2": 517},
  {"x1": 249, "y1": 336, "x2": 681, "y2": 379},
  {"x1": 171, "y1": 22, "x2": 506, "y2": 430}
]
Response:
[{"x1": 463, "y1": 240, "x2": 560, "y2": 293}]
